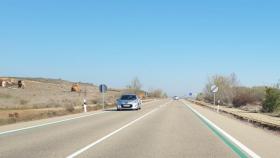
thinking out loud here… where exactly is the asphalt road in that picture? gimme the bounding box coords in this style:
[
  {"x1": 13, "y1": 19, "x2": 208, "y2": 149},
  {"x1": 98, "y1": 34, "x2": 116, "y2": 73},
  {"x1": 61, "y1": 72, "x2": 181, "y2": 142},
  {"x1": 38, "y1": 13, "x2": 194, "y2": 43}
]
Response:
[{"x1": 0, "y1": 100, "x2": 240, "y2": 158}]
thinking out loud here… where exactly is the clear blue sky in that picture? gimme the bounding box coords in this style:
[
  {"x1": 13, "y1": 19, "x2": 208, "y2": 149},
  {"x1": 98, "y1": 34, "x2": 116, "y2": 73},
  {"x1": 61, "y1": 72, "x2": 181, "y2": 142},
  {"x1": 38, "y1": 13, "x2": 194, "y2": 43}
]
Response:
[{"x1": 1, "y1": 0, "x2": 280, "y2": 96}]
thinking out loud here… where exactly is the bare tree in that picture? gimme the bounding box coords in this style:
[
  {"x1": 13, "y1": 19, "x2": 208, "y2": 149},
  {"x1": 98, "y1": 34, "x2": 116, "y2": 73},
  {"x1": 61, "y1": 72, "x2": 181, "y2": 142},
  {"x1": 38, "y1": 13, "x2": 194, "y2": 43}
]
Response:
[
  {"x1": 275, "y1": 79, "x2": 280, "y2": 89},
  {"x1": 148, "y1": 89, "x2": 166, "y2": 98},
  {"x1": 127, "y1": 77, "x2": 142, "y2": 93},
  {"x1": 204, "y1": 73, "x2": 239, "y2": 105}
]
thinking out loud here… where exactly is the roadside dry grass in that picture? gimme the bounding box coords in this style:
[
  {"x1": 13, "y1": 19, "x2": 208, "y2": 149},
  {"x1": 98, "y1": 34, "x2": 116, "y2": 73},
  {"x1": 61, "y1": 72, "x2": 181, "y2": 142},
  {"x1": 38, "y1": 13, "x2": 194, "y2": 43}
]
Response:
[
  {"x1": 0, "y1": 77, "x2": 157, "y2": 110},
  {"x1": 0, "y1": 77, "x2": 157, "y2": 126},
  {"x1": 0, "y1": 78, "x2": 122, "y2": 109},
  {"x1": 0, "y1": 77, "x2": 122, "y2": 126},
  {"x1": 0, "y1": 103, "x2": 116, "y2": 126}
]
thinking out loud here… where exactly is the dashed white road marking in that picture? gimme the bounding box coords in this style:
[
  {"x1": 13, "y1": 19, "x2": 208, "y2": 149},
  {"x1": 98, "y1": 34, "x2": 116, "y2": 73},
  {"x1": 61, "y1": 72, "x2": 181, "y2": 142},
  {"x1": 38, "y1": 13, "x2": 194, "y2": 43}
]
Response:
[
  {"x1": 0, "y1": 100, "x2": 162, "y2": 136},
  {"x1": 67, "y1": 101, "x2": 171, "y2": 158}
]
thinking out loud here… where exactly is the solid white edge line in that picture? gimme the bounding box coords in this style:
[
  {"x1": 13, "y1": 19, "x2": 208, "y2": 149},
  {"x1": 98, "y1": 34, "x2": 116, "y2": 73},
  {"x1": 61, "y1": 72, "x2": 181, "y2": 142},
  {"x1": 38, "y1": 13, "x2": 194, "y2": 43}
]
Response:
[
  {"x1": 0, "y1": 111, "x2": 108, "y2": 136},
  {"x1": 66, "y1": 101, "x2": 171, "y2": 158},
  {"x1": 181, "y1": 100, "x2": 261, "y2": 158},
  {"x1": 0, "y1": 99, "x2": 162, "y2": 136}
]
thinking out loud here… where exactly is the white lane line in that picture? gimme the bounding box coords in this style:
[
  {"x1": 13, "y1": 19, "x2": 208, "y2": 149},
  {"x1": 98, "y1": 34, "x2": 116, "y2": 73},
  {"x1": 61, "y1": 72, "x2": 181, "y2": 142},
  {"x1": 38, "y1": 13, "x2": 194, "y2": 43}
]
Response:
[
  {"x1": 67, "y1": 101, "x2": 171, "y2": 158},
  {"x1": 181, "y1": 100, "x2": 261, "y2": 158},
  {"x1": 0, "y1": 100, "x2": 162, "y2": 136},
  {"x1": 0, "y1": 111, "x2": 108, "y2": 136},
  {"x1": 142, "y1": 99, "x2": 161, "y2": 106}
]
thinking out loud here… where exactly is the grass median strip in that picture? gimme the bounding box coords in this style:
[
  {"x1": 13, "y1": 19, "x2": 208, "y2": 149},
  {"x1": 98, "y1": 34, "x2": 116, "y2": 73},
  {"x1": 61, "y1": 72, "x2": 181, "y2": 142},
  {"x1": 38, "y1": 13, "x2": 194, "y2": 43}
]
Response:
[{"x1": 181, "y1": 100, "x2": 261, "y2": 158}]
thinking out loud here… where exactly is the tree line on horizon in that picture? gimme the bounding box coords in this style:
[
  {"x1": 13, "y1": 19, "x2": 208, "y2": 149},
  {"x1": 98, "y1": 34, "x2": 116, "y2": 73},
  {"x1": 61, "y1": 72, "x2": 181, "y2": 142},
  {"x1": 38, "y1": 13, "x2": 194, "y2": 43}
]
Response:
[
  {"x1": 196, "y1": 73, "x2": 280, "y2": 114},
  {"x1": 126, "y1": 77, "x2": 168, "y2": 98}
]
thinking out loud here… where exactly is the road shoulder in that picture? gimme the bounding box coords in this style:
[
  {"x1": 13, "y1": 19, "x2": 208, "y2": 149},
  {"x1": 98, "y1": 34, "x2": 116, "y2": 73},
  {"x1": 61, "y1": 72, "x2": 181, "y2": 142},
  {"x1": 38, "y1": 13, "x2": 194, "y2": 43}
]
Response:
[
  {"x1": 0, "y1": 99, "x2": 161, "y2": 135},
  {"x1": 183, "y1": 100, "x2": 280, "y2": 158}
]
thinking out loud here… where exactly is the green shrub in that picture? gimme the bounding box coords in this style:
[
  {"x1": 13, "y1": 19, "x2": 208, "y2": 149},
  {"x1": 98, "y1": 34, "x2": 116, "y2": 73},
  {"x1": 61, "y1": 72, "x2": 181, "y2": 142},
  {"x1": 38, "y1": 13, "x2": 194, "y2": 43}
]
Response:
[{"x1": 262, "y1": 87, "x2": 280, "y2": 112}]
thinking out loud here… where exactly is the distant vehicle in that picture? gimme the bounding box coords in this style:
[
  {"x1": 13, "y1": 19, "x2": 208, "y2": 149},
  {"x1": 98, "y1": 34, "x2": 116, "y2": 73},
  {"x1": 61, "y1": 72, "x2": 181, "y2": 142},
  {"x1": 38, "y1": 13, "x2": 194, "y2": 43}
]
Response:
[
  {"x1": 116, "y1": 94, "x2": 142, "y2": 111},
  {"x1": 173, "y1": 96, "x2": 180, "y2": 100}
]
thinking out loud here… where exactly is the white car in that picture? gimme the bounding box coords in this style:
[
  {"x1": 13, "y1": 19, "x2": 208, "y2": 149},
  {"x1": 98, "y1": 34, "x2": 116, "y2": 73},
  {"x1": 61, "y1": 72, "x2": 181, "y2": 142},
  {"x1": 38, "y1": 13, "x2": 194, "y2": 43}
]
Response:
[
  {"x1": 173, "y1": 96, "x2": 180, "y2": 100},
  {"x1": 116, "y1": 94, "x2": 142, "y2": 111}
]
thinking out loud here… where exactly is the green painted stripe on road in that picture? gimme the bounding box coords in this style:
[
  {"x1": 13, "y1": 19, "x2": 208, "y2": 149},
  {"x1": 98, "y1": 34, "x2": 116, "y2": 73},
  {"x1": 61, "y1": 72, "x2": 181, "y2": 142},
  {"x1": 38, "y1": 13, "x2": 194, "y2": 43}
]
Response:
[
  {"x1": 198, "y1": 116, "x2": 248, "y2": 158},
  {"x1": 185, "y1": 105, "x2": 249, "y2": 158}
]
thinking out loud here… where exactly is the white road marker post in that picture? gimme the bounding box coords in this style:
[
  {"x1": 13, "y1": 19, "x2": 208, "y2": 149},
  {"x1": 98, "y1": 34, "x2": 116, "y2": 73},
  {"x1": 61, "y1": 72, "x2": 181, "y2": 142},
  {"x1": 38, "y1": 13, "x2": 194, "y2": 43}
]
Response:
[
  {"x1": 83, "y1": 87, "x2": 88, "y2": 113},
  {"x1": 83, "y1": 98, "x2": 87, "y2": 113}
]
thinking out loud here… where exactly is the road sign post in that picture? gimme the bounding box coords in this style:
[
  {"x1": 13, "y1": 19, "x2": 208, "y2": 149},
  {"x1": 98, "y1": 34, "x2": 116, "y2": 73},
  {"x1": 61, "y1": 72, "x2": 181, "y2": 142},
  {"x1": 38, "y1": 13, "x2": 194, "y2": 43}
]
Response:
[
  {"x1": 211, "y1": 85, "x2": 219, "y2": 113},
  {"x1": 102, "y1": 92, "x2": 105, "y2": 110},
  {"x1": 99, "y1": 84, "x2": 108, "y2": 110}
]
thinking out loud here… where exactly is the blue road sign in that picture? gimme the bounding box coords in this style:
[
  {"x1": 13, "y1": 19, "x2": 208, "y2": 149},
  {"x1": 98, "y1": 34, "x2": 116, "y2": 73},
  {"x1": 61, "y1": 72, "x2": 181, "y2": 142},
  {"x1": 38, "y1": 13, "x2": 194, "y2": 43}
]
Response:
[{"x1": 99, "y1": 84, "x2": 108, "y2": 93}]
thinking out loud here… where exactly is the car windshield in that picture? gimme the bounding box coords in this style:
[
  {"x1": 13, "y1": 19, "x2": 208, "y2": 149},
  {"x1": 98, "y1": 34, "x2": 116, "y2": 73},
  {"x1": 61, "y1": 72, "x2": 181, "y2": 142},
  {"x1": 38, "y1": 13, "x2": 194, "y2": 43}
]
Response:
[{"x1": 120, "y1": 95, "x2": 137, "y2": 100}]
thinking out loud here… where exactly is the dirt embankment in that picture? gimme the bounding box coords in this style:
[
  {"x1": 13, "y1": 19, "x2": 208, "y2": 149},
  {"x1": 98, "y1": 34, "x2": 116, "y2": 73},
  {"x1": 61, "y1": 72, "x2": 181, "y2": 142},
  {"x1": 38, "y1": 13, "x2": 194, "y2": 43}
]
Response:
[
  {"x1": 0, "y1": 77, "x2": 123, "y2": 125},
  {"x1": 189, "y1": 99, "x2": 280, "y2": 131}
]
